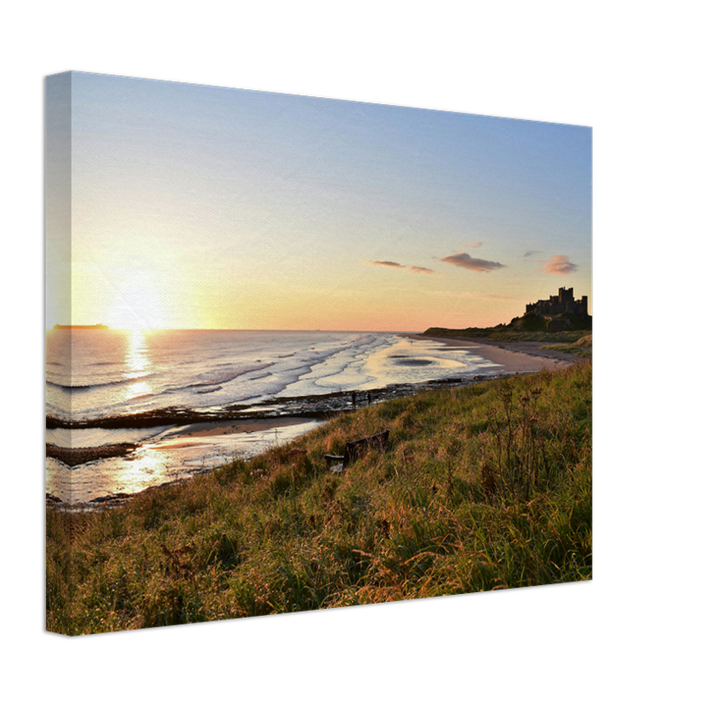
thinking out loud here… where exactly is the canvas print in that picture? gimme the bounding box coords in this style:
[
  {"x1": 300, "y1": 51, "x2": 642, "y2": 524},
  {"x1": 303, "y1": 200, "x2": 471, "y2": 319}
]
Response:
[{"x1": 46, "y1": 72, "x2": 592, "y2": 635}]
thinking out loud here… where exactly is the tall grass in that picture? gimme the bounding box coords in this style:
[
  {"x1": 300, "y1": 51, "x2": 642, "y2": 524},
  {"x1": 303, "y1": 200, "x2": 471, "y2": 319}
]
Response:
[{"x1": 46, "y1": 362, "x2": 592, "y2": 634}]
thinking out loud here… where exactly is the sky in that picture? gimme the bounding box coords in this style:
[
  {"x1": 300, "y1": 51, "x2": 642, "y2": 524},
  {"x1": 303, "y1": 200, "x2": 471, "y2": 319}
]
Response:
[{"x1": 46, "y1": 72, "x2": 591, "y2": 331}]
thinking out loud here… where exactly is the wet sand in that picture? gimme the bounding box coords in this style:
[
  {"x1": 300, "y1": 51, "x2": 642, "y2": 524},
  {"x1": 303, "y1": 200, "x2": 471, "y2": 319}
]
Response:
[
  {"x1": 409, "y1": 334, "x2": 580, "y2": 372},
  {"x1": 158, "y1": 417, "x2": 317, "y2": 444},
  {"x1": 47, "y1": 418, "x2": 318, "y2": 465}
]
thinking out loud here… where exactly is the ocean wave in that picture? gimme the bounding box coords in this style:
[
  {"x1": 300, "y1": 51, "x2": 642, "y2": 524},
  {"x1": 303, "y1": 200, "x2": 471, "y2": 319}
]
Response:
[
  {"x1": 45, "y1": 372, "x2": 156, "y2": 391},
  {"x1": 162, "y1": 363, "x2": 273, "y2": 394},
  {"x1": 45, "y1": 373, "x2": 154, "y2": 391},
  {"x1": 45, "y1": 331, "x2": 490, "y2": 428}
]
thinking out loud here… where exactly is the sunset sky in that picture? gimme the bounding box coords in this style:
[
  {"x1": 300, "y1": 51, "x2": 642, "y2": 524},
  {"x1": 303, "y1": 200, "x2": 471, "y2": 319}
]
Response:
[{"x1": 46, "y1": 72, "x2": 591, "y2": 331}]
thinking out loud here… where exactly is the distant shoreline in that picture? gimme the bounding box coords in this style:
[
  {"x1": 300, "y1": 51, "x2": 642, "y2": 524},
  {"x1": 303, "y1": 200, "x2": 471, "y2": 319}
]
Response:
[{"x1": 52, "y1": 323, "x2": 109, "y2": 329}]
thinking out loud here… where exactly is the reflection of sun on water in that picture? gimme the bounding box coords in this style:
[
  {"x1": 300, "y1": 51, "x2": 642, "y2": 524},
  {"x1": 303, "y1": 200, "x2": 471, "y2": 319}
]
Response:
[
  {"x1": 109, "y1": 447, "x2": 173, "y2": 495},
  {"x1": 125, "y1": 329, "x2": 152, "y2": 399}
]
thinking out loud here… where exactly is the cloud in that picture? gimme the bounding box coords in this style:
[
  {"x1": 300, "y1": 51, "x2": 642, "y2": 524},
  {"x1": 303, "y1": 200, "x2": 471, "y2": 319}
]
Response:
[
  {"x1": 438, "y1": 252, "x2": 505, "y2": 273},
  {"x1": 545, "y1": 255, "x2": 578, "y2": 274},
  {"x1": 367, "y1": 260, "x2": 404, "y2": 269},
  {"x1": 407, "y1": 265, "x2": 437, "y2": 275},
  {"x1": 462, "y1": 241, "x2": 483, "y2": 250},
  {"x1": 524, "y1": 250, "x2": 542, "y2": 258},
  {"x1": 366, "y1": 260, "x2": 438, "y2": 274}
]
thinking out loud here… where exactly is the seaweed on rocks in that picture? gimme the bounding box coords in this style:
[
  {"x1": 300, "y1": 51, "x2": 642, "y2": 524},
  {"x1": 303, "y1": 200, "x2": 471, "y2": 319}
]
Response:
[{"x1": 46, "y1": 442, "x2": 138, "y2": 466}]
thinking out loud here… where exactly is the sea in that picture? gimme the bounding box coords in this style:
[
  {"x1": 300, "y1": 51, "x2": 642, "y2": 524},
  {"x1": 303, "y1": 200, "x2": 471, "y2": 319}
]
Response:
[{"x1": 46, "y1": 329, "x2": 503, "y2": 505}]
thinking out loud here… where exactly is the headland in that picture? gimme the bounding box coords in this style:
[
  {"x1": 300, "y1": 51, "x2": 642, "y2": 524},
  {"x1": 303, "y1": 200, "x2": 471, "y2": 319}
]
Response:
[
  {"x1": 420, "y1": 285, "x2": 592, "y2": 366},
  {"x1": 53, "y1": 324, "x2": 109, "y2": 329}
]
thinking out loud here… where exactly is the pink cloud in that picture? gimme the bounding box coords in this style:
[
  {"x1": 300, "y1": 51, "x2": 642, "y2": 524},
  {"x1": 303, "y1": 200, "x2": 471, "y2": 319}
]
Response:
[
  {"x1": 438, "y1": 252, "x2": 505, "y2": 273},
  {"x1": 366, "y1": 260, "x2": 438, "y2": 274},
  {"x1": 407, "y1": 265, "x2": 437, "y2": 275},
  {"x1": 545, "y1": 255, "x2": 578, "y2": 274},
  {"x1": 367, "y1": 260, "x2": 404, "y2": 269}
]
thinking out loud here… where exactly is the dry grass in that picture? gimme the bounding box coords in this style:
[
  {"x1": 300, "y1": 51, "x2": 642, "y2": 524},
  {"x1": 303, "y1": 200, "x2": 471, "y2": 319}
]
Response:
[{"x1": 47, "y1": 362, "x2": 592, "y2": 635}]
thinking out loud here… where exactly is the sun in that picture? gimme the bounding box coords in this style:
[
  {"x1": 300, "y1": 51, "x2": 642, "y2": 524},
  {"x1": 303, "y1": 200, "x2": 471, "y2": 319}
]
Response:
[{"x1": 107, "y1": 270, "x2": 171, "y2": 330}]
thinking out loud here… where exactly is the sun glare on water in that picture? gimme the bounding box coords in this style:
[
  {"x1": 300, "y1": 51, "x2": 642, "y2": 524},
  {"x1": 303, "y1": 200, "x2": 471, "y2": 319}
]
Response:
[{"x1": 124, "y1": 329, "x2": 153, "y2": 400}]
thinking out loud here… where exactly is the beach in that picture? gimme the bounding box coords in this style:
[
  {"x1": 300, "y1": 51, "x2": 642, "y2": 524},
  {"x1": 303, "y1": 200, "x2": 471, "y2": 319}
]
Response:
[
  {"x1": 409, "y1": 334, "x2": 580, "y2": 371},
  {"x1": 46, "y1": 329, "x2": 583, "y2": 506},
  {"x1": 127, "y1": 336, "x2": 577, "y2": 466},
  {"x1": 46, "y1": 417, "x2": 318, "y2": 466},
  {"x1": 146, "y1": 339, "x2": 580, "y2": 466},
  {"x1": 158, "y1": 417, "x2": 318, "y2": 440}
]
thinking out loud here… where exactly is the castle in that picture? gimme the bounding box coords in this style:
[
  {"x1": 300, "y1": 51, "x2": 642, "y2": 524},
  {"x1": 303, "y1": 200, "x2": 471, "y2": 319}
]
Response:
[{"x1": 525, "y1": 287, "x2": 588, "y2": 317}]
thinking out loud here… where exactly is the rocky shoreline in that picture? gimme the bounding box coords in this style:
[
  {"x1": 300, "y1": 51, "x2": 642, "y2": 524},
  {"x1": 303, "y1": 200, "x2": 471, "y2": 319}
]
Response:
[
  {"x1": 45, "y1": 371, "x2": 507, "y2": 508},
  {"x1": 46, "y1": 442, "x2": 138, "y2": 466},
  {"x1": 45, "y1": 371, "x2": 503, "y2": 432}
]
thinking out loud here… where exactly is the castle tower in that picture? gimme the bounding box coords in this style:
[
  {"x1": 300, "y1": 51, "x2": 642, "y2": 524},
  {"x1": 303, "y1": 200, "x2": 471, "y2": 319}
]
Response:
[{"x1": 558, "y1": 287, "x2": 574, "y2": 304}]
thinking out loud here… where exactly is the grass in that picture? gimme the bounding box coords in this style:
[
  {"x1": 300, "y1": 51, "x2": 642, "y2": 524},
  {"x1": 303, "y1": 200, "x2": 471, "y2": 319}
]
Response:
[
  {"x1": 540, "y1": 334, "x2": 592, "y2": 358},
  {"x1": 46, "y1": 362, "x2": 592, "y2": 635},
  {"x1": 488, "y1": 330, "x2": 592, "y2": 343},
  {"x1": 423, "y1": 327, "x2": 592, "y2": 343}
]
